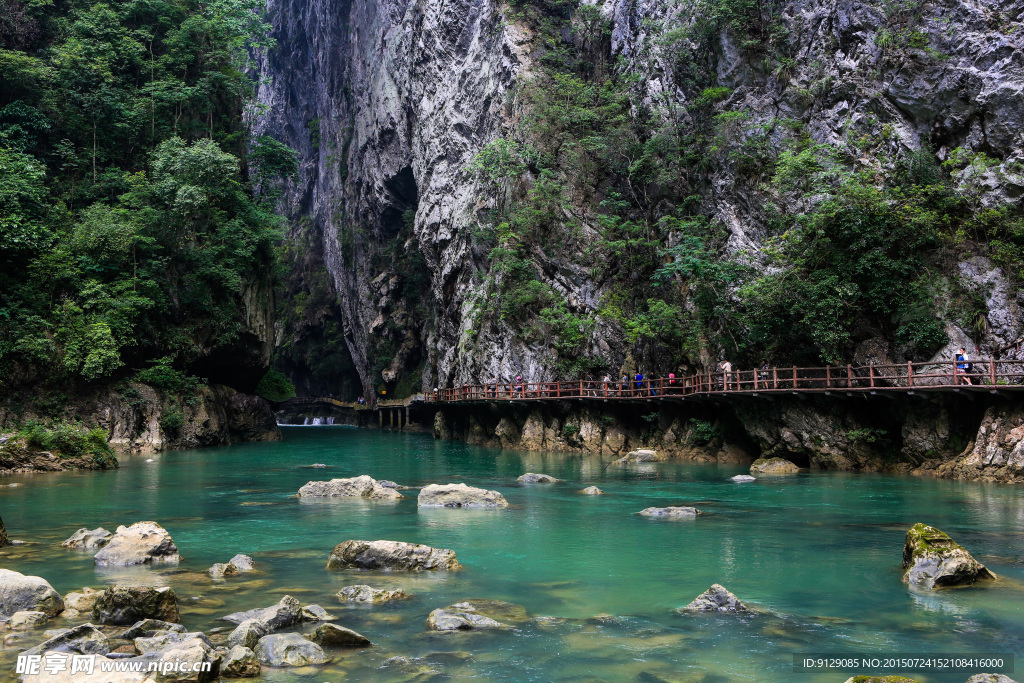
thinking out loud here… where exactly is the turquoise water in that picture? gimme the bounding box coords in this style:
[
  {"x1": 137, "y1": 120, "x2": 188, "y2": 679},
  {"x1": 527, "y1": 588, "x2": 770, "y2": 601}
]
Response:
[{"x1": 2, "y1": 426, "x2": 1023, "y2": 682}]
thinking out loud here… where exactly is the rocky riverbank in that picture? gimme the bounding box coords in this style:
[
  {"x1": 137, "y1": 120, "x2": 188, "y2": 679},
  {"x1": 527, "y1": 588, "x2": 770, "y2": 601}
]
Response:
[
  {"x1": 427, "y1": 394, "x2": 1024, "y2": 484},
  {"x1": 0, "y1": 383, "x2": 280, "y2": 473}
]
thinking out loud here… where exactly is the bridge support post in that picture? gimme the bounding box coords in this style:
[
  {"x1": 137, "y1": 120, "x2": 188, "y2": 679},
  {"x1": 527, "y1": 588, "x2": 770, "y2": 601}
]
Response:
[{"x1": 378, "y1": 411, "x2": 383, "y2": 429}]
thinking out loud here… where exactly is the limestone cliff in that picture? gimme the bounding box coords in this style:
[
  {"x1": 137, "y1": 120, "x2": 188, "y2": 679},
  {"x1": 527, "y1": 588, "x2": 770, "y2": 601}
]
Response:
[{"x1": 256, "y1": 0, "x2": 1023, "y2": 396}]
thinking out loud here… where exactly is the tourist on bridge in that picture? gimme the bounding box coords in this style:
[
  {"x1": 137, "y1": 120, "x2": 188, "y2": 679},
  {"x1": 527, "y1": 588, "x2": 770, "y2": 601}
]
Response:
[
  {"x1": 586, "y1": 372, "x2": 596, "y2": 397},
  {"x1": 620, "y1": 374, "x2": 628, "y2": 397},
  {"x1": 602, "y1": 374, "x2": 612, "y2": 397},
  {"x1": 515, "y1": 376, "x2": 524, "y2": 397},
  {"x1": 634, "y1": 371, "x2": 644, "y2": 396},
  {"x1": 719, "y1": 359, "x2": 733, "y2": 390},
  {"x1": 956, "y1": 347, "x2": 973, "y2": 385}
]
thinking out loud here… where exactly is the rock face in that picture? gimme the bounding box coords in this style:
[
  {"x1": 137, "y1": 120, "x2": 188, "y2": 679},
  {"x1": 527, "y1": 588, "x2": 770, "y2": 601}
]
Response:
[
  {"x1": 93, "y1": 521, "x2": 181, "y2": 566},
  {"x1": 304, "y1": 623, "x2": 371, "y2": 647},
  {"x1": 255, "y1": 633, "x2": 329, "y2": 667},
  {"x1": 61, "y1": 527, "x2": 113, "y2": 549},
  {"x1": 639, "y1": 506, "x2": 701, "y2": 519},
  {"x1": 0, "y1": 569, "x2": 64, "y2": 619},
  {"x1": 918, "y1": 405, "x2": 1024, "y2": 483},
  {"x1": 298, "y1": 475, "x2": 402, "y2": 500},
  {"x1": 749, "y1": 457, "x2": 800, "y2": 475},
  {"x1": 326, "y1": 540, "x2": 461, "y2": 571},
  {"x1": 518, "y1": 473, "x2": 559, "y2": 483},
  {"x1": 418, "y1": 483, "x2": 509, "y2": 508},
  {"x1": 336, "y1": 585, "x2": 409, "y2": 603},
  {"x1": 222, "y1": 645, "x2": 261, "y2": 678},
  {"x1": 425, "y1": 600, "x2": 526, "y2": 631},
  {"x1": 902, "y1": 523, "x2": 995, "y2": 588},
  {"x1": 679, "y1": 584, "x2": 748, "y2": 613},
  {"x1": 92, "y1": 585, "x2": 180, "y2": 625},
  {"x1": 222, "y1": 596, "x2": 302, "y2": 631}
]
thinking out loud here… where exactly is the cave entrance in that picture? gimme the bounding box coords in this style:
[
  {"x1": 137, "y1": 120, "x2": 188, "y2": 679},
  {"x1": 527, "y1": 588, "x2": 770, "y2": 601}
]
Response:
[{"x1": 380, "y1": 166, "x2": 418, "y2": 238}]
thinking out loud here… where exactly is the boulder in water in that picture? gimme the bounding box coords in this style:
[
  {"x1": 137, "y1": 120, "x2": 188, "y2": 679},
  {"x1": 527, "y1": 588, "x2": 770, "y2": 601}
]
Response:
[
  {"x1": 965, "y1": 676, "x2": 1017, "y2": 683},
  {"x1": 425, "y1": 600, "x2": 525, "y2": 631},
  {"x1": 93, "y1": 585, "x2": 180, "y2": 625},
  {"x1": 297, "y1": 475, "x2": 401, "y2": 500},
  {"x1": 140, "y1": 632, "x2": 221, "y2": 682},
  {"x1": 731, "y1": 475, "x2": 756, "y2": 482},
  {"x1": 842, "y1": 678, "x2": 921, "y2": 683},
  {"x1": 326, "y1": 540, "x2": 461, "y2": 571},
  {"x1": 60, "y1": 587, "x2": 100, "y2": 619},
  {"x1": 517, "y1": 473, "x2": 559, "y2": 483},
  {"x1": 902, "y1": 523, "x2": 995, "y2": 588},
  {"x1": 612, "y1": 449, "x2": 665, "y2": 465},
  {"x1": 300, "y1": 604, "x2": 335, "y2": 622},
  {"x1": 418, "y1": 483, "x2": 508, "y2": 508},
  {"x1": 221, "y1": 645, "x2": 261, "y2": 677},
  {"x1": 222, "y1": 595, "x2": 301, "y2": 631},
  {"x1": 255, "y1": 632, "x2": 329, "y2": 667},
  {"x1": 749, "y1": 457, "x2": 799, "y2": 475},
  {"x1": 639, "y1": 506, "x2": 701, "y2": 519},
  {"x1": 336, "y1": 585, "x2": 409, "y2": 603},
  {"x1": 227, "y1": 619, "x2": 269, "y2": 650},
  {"x1": 121, "y1": 618, "x2": 187, "y2": 639},
  {"x1": 304, "y1": 623, "x2": 371, "y2": 647},
  {"x1": 679, "y1": 584, "x2": 747, "y2": 613},
  {"x1": 580, "y1": 486, "x2": 604, "y2": 495},
  {"x1": 8, "y1": 610, "x2": 48, "y2": 629},
  {"x1": 0, "y1": 569, "x2": 64, "y2": 619},
  {"x1": 22, "y1": 623, "x2": 110, "y2": 657},
  {"x1": 209, "y1": 553, "x2": 256, "y2": 578},
  {"x1": 60, "y1": 527, "x2": 113, "y2": 549},
  {"x1": 93, "y1": 521, "x2": 181, "y2": 566}
]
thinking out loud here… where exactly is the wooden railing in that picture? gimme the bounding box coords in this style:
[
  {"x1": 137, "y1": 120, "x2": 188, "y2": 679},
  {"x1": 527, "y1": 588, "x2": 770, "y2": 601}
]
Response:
[{"x1": 425, "y1": 360, "x2": 1024, "y2": 403}]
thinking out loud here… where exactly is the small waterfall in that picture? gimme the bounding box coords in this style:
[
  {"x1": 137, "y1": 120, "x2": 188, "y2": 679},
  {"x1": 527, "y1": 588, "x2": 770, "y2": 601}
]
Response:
[
  {"x1": 309, "y1": 417, "x2": 335, "y2": 426},
  {"x1": 304, "y1": 417, "x2": 310, "y2": 425}
]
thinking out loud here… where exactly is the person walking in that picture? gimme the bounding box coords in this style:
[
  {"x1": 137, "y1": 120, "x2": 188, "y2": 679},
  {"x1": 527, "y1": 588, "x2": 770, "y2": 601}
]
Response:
[
  {"x1": 718, "y1": 359, "x2": 733, "y2": 390},
  {"x1": 602, "y1": 374, "x2": 612, "y2": 397},
  {"x1": 634, "y1": 371, "x2": 644, "y2": 397},
  {"x1": 955, "y1": 347, "x2": 973, "y2": 385},
  {"x1": 620, "y1": 374, "x2": 628, "y2": 397}
]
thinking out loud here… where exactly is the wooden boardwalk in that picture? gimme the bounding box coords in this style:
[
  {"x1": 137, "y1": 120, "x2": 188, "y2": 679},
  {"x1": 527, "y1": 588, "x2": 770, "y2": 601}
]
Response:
[{"x1": 424, "y1": 360, "x2": 1024, "y2": 404}]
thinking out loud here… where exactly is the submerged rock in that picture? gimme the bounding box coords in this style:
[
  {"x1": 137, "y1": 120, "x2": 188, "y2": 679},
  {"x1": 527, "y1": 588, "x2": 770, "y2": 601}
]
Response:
[
  {"x1": 902, "y1": 523, "x2": 995, "y2": 588},
  {"x1": 426, "y1": 599, "x2": 528, "y2": 631},
  {"x1": 221, "y1": 645, "x2": 261, "y2": 678},
  {"x1": 749, "y1": 457, "x2": 799, "y2": 475},
  {"x1": 731, "y1": 475, "x2": 756, "y2": 482},
  {"x1": 639, "y1": 506, "x2": 701, "y2": 519},
  {"x1": 22, "y1": 623, "x2": 110, "y2": 657},
  {"x1": 842, "y1": 678, "x2": 921, "y2": 683},
  {"x1": 93, "y1": 585, "x2": 180, "y2": 625},
  {"x1": 60, "y1": 527, "x2": 113, "y2": 549},
  {"x1": 580, "y1": 486, "x2": 604, "y2": 495},
  {"x1": 304, "y1": 623, "x2": 371, "y2": 647},
  {"x1": 517, "y1": 473, "x2": 559, "y2": 483},
  {"x1": 8, "y1": 610, "x2": 48, "y2": 629},
  {"x1": 326, "y1": 539, "x2": 461, "y2": 571},
  {"x1": 297, "y1": 475, "x2": 401, "y2": 500},
  {"x1": 255, "y1": 632, "x2": 329, "y2": 667},
  {"x1": 336, "y1": 584, "x2": 409, "y2": 603},
  {"x1": 0, "y1": 568, "x2": 64, "y2": 619},
  {"x1": 93, "y1": 521, "x2": 181, "y2": 566},
  {"x1": 679, "y1": 584, "x2": 747, "y2": 613},
  {"x1": 418, "y1": 483, "x2": 508, "y2": 508},
  {"x1": 222, "y1": 595, "x2": 302, "y2": 631}
]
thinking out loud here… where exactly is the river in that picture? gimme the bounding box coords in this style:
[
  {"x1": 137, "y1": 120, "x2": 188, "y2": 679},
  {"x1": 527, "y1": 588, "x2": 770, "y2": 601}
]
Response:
[{"x1": 1, "y1": 426, "x2": 1022, "y2": 681}]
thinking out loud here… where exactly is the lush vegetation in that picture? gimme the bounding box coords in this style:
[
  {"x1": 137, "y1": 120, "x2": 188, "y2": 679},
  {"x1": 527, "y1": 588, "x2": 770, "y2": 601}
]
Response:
[
  {"x1": 15, "y1": 420, "x2": 118, "y2": 467},
  {"x1": 466, "y1": 0, "x2": 1023, "y2": 375},
  {"x1": 0, "y1": 0, "x2": 295, "y2": 399}
]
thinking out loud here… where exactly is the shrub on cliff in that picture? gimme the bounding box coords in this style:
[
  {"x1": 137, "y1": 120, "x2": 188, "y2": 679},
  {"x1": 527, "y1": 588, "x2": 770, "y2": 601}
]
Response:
[
  {"x1": 17, "y1": 421, "x2": 118, "y2": 468},
  {"x1": 256, "y1": 369, "x2": 296, "y2": 403}
]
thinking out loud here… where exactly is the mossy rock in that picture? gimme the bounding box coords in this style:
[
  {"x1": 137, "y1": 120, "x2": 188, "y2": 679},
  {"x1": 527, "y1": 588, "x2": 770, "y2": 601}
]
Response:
[
  {"x1": 844, "y1": 677, "x2": 921, "y2": 683},
  {"x1": 749, "y1": 457, "x2": 799, "y2": 475},
  {"x1": 902, "y1": 523, "x2": 995, "y2": 588}
]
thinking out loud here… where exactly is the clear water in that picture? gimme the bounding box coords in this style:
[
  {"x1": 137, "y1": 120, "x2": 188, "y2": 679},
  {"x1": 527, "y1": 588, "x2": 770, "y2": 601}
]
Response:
[{"x1": 2, "y1": 426, "x2": 1023, "y2": 682}]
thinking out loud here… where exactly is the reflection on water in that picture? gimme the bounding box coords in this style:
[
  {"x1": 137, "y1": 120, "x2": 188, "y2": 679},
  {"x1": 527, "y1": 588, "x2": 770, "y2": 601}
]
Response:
[{"x1": 1, "y1": 426, "x2": 1023, "y2": 681}]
